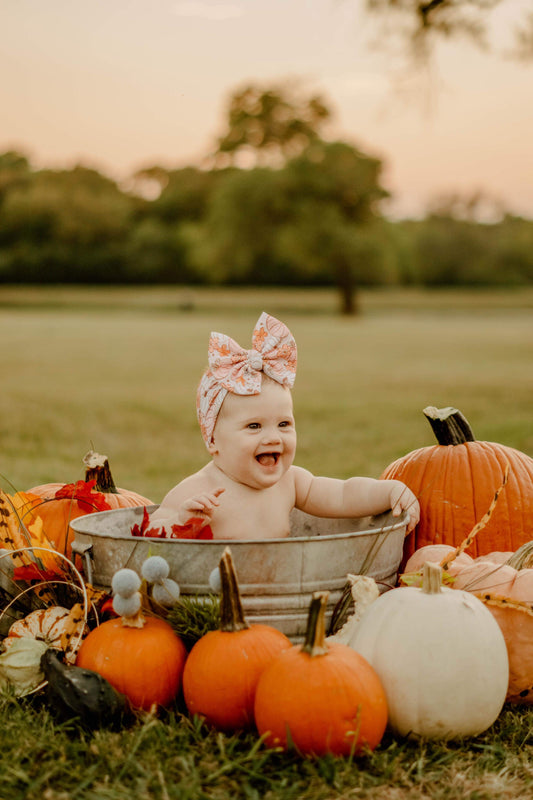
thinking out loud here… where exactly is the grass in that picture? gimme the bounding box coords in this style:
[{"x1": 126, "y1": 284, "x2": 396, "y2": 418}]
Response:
[
  {"x1": 2, "y1": 693, "x2": 533, "y2": 800},
  {"x1": 1, "y1": 284, "x2": 533, "y2": 798},
  {"x1": 1, "y1": 285, "x2": 532, "y2": 500}
]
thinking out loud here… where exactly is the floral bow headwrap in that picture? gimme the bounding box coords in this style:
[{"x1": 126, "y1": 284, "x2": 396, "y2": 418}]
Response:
[{"x1": 196, "y1": 312, "x2": 297, "y2": 448}]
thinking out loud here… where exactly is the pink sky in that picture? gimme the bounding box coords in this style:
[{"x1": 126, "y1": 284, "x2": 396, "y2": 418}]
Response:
[{"x1": 2, "y1": 0, "x2": 533, "y2": 219}]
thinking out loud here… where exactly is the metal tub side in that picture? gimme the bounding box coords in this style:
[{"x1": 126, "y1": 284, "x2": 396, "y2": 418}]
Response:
[{"x1": 71, "y1": 505, "x2": 407, "y2": 642}]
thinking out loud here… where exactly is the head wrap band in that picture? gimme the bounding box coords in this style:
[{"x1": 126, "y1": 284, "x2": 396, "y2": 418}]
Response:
[{"x1": 196, "y1": 311, "x2": 297, "y2": 448}]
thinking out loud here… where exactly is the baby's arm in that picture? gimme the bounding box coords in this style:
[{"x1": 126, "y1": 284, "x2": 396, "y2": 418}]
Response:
[{"x1": 293, "y1": 467, "x2": 420, "y2": 532}]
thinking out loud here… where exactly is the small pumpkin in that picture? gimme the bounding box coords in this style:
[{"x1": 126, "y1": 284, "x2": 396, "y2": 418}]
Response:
[
  {"x1": 182, "y1": 547, "x2": 291, "y2": 732},
  {"x1": 75, "y1": 573, "x2": 187, "y2": 711},
  {"x1": 351, "y1": 561, "x2": 509, "y2": 739},
  {"x1": 26, "y1": 451, "x2": 153, "y2": 557},
  {"x1": 254, "y1": 591, "x2": 388, "y2": 756},
  {"x1": 404, "y1": 542, "x2": 533, "y2": 704},
  {"x1": 381, "y1": 406, "x2": 533, "y2": 567},
  {"x1": 4, "y1": 604, "x2": 88, "y2": 664}
]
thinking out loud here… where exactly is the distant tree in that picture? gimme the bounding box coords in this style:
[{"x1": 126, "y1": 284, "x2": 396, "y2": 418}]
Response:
[
  {"x1": 363, "y1": 0, "x2": 533, "y2": 61},
  {"x1": 190, "y1": 167, "x2": 290, "y2": 285},
  {"x1": 0, "y1": 150, "x2": 31, "y2": 206},
  {"x1": 0, "y1": 165, "x2": 133, "y2": 282},
  {"x1": 213, "y1": 81, "x2": 332, "y2": 166},
  {"x1": 412, "y1": 215, "x2": 492, "y2": 285},
  {"x1": 279, "y1": 141, "x2": 390, "y2": 313},
  {"x1": 194, "y1": 141, "x2": 389, "y2": 313},
  {"x1": 141, "y1": 166, "x2": 232, "y2": 223}
]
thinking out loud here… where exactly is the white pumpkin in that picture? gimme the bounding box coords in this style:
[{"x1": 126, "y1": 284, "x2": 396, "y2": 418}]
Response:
[{"x1": 350, "y1": 561, "x2": 509, "y2": 740}]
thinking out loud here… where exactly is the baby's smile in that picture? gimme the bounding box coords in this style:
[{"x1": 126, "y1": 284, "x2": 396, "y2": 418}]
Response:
[{"x1": 256, "y1": 452, "x2": 280, "y2": 467}]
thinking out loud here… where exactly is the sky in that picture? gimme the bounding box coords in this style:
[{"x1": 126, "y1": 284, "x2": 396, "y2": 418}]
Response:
[{"x1": 2, "y1": 0, "x2": 533, "y2": 219}]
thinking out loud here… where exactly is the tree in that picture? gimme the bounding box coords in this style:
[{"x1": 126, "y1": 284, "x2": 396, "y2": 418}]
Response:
[
  {"x1": 0, "y1": 150, "x2": 31, "y2": 206},
  {"x1": 364, "y1": 0, "x2": 533, "y2": 61},
  {"x1": 279, "y1": 141, "x2": 390, "y2": 313},
  {"x1": 0, "y1": 164, "x2": 133, "y2": 282},
  {"x1": 213, "y1": 81, "x2": 332, "y2": 167},
  {"x1": 194, "y1": 141, "x2": 390, "y2": 313}
]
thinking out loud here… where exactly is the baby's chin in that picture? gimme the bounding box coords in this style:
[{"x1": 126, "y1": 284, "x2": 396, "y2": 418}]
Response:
[{"x1": 224, "y1": 459, "x2": 292, "y2": 490}]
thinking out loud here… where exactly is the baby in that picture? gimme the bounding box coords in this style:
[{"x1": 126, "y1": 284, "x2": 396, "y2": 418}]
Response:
[{"x1": 150, "y1": 312, "x2": 420, "y2": 540}]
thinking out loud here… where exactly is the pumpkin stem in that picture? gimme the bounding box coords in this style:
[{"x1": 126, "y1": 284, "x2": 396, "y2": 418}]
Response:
[
  {"x1": 506, "y1": 541, "x2": 533, "y2": 570},
  {"x1": 83, "y1": 451, "x2": 119, "y2": 494},
  {"x1": 219, "y1": 548, "x2": 249, "y2": 633},
  {"x1": 301, "y1": 591, "x2": 329, "y2": 657},
  {"x1": 120, "y1": 597, "x2": 146, "y2": 629},
  {"x1": 423, "y1": 406, "x2": 476, "y2": 446},
  {"x1": 422, "y1": 562, "x2": 443, "y2": 594}
]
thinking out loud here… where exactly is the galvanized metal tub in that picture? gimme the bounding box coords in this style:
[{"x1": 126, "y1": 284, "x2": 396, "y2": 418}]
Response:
[{"x1": 71, "y1": 505, "x2": 408, "y2": 642}]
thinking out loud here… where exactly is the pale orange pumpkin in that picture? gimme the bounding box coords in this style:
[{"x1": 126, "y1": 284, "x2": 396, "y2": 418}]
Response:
[{"x1": 26, "y1": 451, "x2": 152, "y2": 557}]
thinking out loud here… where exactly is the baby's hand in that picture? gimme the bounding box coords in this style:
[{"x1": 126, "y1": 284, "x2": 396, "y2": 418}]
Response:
[
  {"x1": 179, "y1": 487, "x2": 225, "y2": 528},
  {"x1": 388, "y1": 481, "x2": 420, "y2": 533}
]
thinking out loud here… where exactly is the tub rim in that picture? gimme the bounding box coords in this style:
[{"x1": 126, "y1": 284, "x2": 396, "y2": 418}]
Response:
[{"x1": 70, "y1": 505, "x2": 409, "y2": 545}]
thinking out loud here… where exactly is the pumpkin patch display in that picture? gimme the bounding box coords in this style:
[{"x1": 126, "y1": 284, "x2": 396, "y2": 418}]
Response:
[
  {"x1": 254, "y1": 591, "x2": 388, "y2": 756},
  {"x1": 182, "y1": 548, "x2": 291, "y2": 732},
  {"x1": 26, "y1": 451, "x2": 152, "y2": 557},
  {"x1": 404, "y1": 542, "x2": 533, "y2": 704},
  {"x1": 351, "y1": 561, "x2": 509, "y2": 739},
  {"x1": 75, "y1": 568, "x2": 187, "y2": 711},
  {"x1": 381, "y1": 406, "x2": 533, "y2": 566}
]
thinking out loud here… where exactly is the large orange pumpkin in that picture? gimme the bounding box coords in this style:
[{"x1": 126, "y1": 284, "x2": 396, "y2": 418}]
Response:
[
  {"x1": 76, "y1": 614, "x2": 187, "y2": 711},
  {"x1": 381, "y1": 406, "x2": 533, "y2": 567},
  {"x1": 182, "y1": 548, "x2": 291, "y2": 732},
  {"x1": 254, "y1": 591, "x2": 388, "y2": 756},
  {"x1": 25, "y1": 451, "x2": 152, "y2": 557}
]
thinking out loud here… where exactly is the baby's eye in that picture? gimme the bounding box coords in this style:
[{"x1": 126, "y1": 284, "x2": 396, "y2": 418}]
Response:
[
  {"x1": 247, "y1": 422, "x2": 261, "y2": 429},
  {"x1": 279, "y1": 420, "x2": 292, "y2": 428}
]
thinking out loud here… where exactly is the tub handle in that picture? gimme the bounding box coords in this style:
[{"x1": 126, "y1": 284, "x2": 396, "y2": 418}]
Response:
[{"x1": 71, "y1": 540, "x2": 94, "y2": 586}]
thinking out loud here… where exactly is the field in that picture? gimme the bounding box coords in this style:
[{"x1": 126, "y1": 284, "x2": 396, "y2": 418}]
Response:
[{"x1": 1, "y1": 285, "x2": 533, "y2": 799}]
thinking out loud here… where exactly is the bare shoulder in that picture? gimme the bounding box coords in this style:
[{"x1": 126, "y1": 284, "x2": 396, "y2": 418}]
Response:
[
  {"x1": 157, "y1": 463, "x2": 216, "y2": 510},
  {"x1": 290, "y1": 465, "x2": 315, "y2": 507}
]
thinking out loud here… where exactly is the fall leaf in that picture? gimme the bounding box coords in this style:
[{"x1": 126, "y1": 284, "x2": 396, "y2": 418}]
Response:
[{"x1": 54, "y1": 480, "x2": 112, "y2": 512}]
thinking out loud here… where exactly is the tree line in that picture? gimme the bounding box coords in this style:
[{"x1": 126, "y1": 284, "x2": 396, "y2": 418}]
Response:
[{"x1": 1, "y1": 83, "x2": 532, "y2": 313}]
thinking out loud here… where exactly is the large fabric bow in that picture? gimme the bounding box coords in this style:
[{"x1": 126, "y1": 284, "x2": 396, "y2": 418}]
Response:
[{"x1": 196, "y1": 312, "x2": 297, "y2": 447}]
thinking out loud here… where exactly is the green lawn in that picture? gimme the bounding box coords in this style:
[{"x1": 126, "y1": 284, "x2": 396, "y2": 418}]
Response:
[
  {"x1": 1, "y1": 285, "x2": 533, "y2": 799},
  {"x1": 1, "y1": 285, "x2": 532, "y2": 501}
]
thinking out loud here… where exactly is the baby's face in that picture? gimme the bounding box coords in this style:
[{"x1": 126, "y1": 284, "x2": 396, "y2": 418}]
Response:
[{"x1": 209, "y1": 378, "x2": 296, "y2": 490}]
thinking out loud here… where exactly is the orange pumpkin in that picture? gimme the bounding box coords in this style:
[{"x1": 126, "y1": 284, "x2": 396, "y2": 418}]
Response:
[
  {"x1": 182, "y1": 548, "x2": 291, "y2": 732},
  {"x1": 381, "y1": 406, "x2": 533, "y2": 567},
  {"x1": 403, "y1": 542, "x2": 533, "y2": 704},
  {"x1": 254, "y1": 591, "x2": 388, "y2": 756},
  {"x1": 76, "y1": 614, "x2": 187, "y2": 711},
  {"x1": 26, "y1": 451, "x2": 152, "y2": 557}
]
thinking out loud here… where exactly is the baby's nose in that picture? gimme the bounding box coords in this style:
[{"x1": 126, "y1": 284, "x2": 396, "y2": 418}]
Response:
[{"x1": 261, "y1": 427, "x2": 281, "y2": 444}]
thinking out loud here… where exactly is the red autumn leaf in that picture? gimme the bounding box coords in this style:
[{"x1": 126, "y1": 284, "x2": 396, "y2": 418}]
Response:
[
  {"x1": 131, "y1": 506, "x2": 151, "y2": 537},
  {"x1": 54, "y1": 480, "x2": 112, "y2": 512},
  {"x1": 13, "y1": 564, "x2": 64, "y2": 582},
  {"x1": 170, "y1": 518, "x2": 213, "y2": 540},
  {"x1": 130, "y1": 508, "x2": 213, "y2": 540},
  {"x1": 100, "y1": 597, "x2": 119, "y2": 618}
]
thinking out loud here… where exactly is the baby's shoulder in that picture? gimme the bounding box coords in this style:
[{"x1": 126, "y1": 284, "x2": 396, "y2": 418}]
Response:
[
  {"x1": 160, "y1": 463, "x2": 215, "y2": 503},
  {"x1": 287, "y1": 464, "x2": 314, "y2": 493}
]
